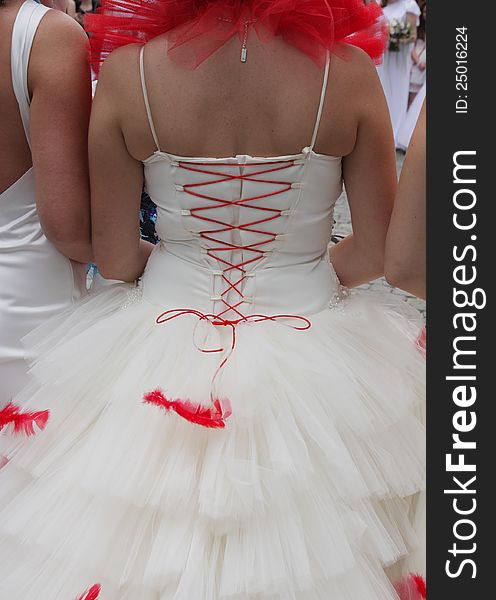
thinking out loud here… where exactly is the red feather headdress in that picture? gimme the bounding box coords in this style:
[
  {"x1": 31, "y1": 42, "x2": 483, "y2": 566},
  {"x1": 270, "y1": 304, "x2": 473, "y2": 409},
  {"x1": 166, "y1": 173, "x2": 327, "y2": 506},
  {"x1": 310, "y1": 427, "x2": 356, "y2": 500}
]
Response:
[{"x1": 85, "y1": 0, "x2": 387, "y2": 73}]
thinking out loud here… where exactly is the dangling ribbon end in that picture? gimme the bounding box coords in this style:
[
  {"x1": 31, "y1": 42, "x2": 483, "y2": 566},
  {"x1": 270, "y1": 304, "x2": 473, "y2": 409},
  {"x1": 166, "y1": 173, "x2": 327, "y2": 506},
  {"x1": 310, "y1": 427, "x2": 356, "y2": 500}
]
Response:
[{"x1": 214, "y1": 397, "x2": 232, "y2": 419}]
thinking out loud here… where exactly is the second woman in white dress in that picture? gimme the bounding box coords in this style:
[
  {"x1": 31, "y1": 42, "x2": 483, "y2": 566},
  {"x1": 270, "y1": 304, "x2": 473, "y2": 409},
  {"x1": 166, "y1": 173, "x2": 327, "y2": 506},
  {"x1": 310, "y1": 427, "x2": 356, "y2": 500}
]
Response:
[
  {"x1": 377, "y1": 0, "x2": 421, "y2": 144},
  {"x1": 0, "y1": 0, "x2": 92, "y2": 400}
]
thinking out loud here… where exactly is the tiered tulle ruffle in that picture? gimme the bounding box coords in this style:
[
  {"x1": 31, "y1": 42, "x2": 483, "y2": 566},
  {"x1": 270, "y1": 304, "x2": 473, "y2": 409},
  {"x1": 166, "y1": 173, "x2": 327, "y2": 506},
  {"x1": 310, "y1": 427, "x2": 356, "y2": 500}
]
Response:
[
  {"x1": 85, "y1": 0, "x2": 388, "y2": 71},
  {"x1": 0, "y1": 282, "x2": 424, "y2": 599}
]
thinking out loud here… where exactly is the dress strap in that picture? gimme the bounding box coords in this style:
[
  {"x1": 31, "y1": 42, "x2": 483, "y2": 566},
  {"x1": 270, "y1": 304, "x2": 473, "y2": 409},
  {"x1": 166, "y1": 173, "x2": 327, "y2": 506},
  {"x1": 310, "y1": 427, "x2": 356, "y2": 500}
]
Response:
[
  {"x1": 11, "y1": 0, "x2": 50, "y2": 149},
  {"x1": 139, "y1": 46, "x2": 161, "y2": 153},
  {"x1": 308, "y1": 52, "x2": 331, "y2": 153}
]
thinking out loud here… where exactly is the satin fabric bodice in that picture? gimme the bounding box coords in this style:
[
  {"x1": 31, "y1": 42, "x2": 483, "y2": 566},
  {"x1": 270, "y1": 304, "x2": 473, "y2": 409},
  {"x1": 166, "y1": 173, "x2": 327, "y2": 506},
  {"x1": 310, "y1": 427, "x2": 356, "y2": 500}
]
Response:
[{"x1": 141, "y1": 147, "x2": 343, "y2": 319}]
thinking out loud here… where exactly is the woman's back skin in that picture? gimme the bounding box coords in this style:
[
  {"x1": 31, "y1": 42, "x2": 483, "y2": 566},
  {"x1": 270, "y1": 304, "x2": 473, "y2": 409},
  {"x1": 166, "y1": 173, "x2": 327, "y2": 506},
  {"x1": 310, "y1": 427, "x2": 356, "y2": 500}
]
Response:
[
  {"x1": 0, "y1": 0, "x2": 31, "y2": 192},
  {"x1": 90, "y1": 33, "x2": 398, "y2": 287},
  {"x1": 100, "y1": 35, "x2": 373, "y2": 159},
  {"x1": 0, "y1": 0, "x2": 92, "y2": 263}
]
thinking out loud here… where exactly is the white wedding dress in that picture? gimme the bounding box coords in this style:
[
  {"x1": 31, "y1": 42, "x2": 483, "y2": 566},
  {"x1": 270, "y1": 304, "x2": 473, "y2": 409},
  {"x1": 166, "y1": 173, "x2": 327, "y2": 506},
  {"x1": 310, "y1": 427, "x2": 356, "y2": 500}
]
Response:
[
  {"x1": 0, "y1": 0, "x2": 84, "y2": 401},
  {"x1": 397, "y1": 82, "x2": 426, "y2": 151},
  {"x1": 377, "y1": 0, "x2": 421, "y2": 144},
  {"x1": 0, "y1": 47, "x2": 425, "y2": 599}
]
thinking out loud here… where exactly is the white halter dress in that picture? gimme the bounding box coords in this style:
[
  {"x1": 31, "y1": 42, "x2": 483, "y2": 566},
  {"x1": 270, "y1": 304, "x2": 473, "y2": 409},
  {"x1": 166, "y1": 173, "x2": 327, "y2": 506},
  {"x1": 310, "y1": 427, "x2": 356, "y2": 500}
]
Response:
[
  {"x1": 0, "y1": 46, "x2": 425, "y2": 600},
  {"x1": 0, "y1": 0, "x2": 84, "y2": 401}
]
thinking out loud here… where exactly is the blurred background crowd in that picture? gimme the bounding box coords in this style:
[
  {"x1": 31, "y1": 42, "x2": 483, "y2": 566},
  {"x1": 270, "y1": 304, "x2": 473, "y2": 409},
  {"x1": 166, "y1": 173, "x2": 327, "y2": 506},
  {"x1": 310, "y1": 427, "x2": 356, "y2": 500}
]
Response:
[{"x1": 376, "y1": 0, "x2": 427, "y2": 150}]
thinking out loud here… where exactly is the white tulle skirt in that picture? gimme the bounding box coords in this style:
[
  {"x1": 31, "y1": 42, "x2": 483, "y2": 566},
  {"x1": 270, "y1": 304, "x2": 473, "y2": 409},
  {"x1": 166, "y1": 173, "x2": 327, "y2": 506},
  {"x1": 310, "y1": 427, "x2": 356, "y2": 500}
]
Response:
[{"x1": 0, "y1": 282, "x2": 425, "y2": 599}]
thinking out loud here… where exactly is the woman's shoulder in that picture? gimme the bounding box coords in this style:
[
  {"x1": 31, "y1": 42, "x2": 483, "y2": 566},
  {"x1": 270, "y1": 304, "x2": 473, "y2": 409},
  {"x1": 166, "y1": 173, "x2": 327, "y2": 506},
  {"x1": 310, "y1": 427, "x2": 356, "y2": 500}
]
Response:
[
  {"x1": 28, "y1": 9, "x2": 89, "y2": 94},
  {"x1": 332, "y1": 44, "x2": 383, "y2": 94},
  {"x1": 33, "y1": 7, "x2": 88, "y2": 58},
  {"x1": 404, "y1": 0, "x2": 421, "y2": 16},
  {"x1": 98, "y1": 43, "x2": 142, "y2": 76},
  {"x1": 94, "y1": 43, "x2": 142, "y2": 101},
  {"x1": 321, "y1": 44, "x2": 386, "y2": 136},
  {"x1": 98, "y1": 36, "x2": 170, "y2": 78},
  {"x1": 322, "y1": 45, "x2": 390, "y2": 149}
]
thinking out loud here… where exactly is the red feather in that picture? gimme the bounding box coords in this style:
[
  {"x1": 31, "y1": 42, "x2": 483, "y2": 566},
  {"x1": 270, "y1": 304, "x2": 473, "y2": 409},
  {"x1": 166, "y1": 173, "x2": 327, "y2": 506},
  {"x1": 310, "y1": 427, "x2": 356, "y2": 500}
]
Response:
[
  {"x1": 76, "y1": 584, "x2": 101, "y2": 600},
  {"x1": 413, "y1": 574, "x2": 427, "y2": 598},
  {"x1": 395, "y1": 573, "x2": 427, "y2": 600},
  {"x1": 143, "y1": 389, "x2": 228, "y2": 429},
  {"x1": 416, "y1": 327, "x2": 427, "y2": 356},
  {"x1": 0, "y1": 402, "x2": 49, "y2": 436}
]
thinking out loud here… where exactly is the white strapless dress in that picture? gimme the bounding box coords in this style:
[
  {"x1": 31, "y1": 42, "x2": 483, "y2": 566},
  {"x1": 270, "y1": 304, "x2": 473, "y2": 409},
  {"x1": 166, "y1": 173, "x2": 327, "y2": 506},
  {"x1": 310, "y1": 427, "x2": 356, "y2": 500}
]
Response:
[
  {"x1": 0, "y1": 140, "x2": 425, "y2": 599},
  {"x1": 0, "y1": 0, "x2": 84, "y2": 401}
]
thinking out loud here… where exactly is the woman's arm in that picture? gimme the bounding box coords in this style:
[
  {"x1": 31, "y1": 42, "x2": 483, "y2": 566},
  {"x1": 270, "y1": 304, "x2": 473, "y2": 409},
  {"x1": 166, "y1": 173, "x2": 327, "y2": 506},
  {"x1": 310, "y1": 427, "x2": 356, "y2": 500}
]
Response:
[
  {"x1": 89, "y1": 47, "x2": 154, "y2": 282},
  {"x1": 66, "y1": 0, "x2": 77, "y2": 20},
  {"x1": 29, "y1": 10, "x2": 93, "y2": 263},
  {"x1": 330, "y1": 51, "x2": 397, "y2": 288},
  {"x1": 385, "y1": 102, "x2": 426, "y2": 299},
  {"x1": 412, "y1": 45, "x2": 426, "y2": 69},
  {"x1": 406, "y1": 12, "x2": 418, "y2": 43}
]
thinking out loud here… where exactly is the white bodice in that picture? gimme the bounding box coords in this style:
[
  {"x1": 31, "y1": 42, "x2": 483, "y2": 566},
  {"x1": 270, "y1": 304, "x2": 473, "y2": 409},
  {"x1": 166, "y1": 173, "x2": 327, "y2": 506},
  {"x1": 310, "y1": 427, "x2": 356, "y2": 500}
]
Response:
[
  {"x1": 138, "y1": 46, "x2": 344, "y2": 320},
  {"x1": 141, "y1": 148, "x2": 343, "y2": 318}
]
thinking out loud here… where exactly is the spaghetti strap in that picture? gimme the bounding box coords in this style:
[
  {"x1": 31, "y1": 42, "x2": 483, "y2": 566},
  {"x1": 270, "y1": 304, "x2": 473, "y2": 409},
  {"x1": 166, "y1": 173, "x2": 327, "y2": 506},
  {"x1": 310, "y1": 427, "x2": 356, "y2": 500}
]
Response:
[
  {"x1": 309, "y1": 52, "x2": 331, "y2": 153},
  {"x1": 139, "y1": 46, "x2": 161, "y2": 153}
]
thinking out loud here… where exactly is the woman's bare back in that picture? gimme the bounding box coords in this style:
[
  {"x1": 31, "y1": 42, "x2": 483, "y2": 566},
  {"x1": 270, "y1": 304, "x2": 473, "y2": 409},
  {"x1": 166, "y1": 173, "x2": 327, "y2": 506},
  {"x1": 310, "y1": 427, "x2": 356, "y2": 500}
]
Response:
[
  {"x1": 98, "y1": 33, "x2": 379, "y2": 162},
  {"x1": 0, "y1": 0, "x2": 32, "y2": 193}
]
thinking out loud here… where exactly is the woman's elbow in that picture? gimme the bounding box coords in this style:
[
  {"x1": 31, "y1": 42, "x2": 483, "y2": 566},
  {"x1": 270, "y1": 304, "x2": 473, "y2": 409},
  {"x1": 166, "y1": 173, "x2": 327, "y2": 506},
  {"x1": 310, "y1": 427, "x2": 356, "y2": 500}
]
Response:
[
  {"x1": 42, "y1": 221, "x2": 92, "y2": 262},
  {"x1": 385, "y1": 268, "x2": 405, "y2": 290},
  {"x1": 384, "y1": 255, "x2": 418, "y2": 291},
  {"x1": 93, "y1": 257, "x2": 119, "y2": 281},
  {"x1": 93, "y1": 255, "x2": 133, "y2": 282},
  {"x1": 385, "y1": 267, "x2": 425, "y2": 300},
  {"x1": 42, "y1": 214, "x2": 90, "y2": 246}
]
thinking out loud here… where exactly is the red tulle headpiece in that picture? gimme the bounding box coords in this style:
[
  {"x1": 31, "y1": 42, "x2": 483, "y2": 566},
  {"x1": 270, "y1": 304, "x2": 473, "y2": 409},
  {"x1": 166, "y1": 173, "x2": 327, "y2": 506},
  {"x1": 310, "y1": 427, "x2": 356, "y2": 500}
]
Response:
[{"x1": 86, "y1": 0, "x2": 387, "y2": 73}]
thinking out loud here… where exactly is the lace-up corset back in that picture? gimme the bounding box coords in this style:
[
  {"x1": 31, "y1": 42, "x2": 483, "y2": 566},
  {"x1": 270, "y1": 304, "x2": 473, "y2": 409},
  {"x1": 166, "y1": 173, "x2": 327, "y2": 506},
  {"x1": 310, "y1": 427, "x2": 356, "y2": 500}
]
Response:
[{"x1": 140, "y1": 47, "x2": 344, "y2": 318}]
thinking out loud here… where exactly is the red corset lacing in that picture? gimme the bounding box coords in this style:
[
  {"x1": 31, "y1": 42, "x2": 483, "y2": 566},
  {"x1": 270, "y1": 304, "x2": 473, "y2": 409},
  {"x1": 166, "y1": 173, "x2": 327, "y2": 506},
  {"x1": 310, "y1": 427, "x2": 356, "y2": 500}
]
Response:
[{"x1": 144, "y1": 158, "x2": 312, "y2": 429}]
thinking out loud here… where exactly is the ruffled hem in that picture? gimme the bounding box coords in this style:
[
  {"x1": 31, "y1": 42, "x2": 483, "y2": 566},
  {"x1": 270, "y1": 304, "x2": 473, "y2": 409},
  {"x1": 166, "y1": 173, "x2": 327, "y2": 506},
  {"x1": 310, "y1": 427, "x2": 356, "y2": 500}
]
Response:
[{"x1": 0, "y1": 282, "x2": 425, "y2": 598}]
